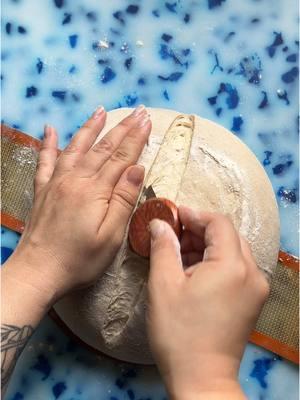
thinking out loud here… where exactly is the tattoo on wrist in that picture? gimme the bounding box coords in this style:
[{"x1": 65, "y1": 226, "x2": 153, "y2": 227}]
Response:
[{"x1": 1, "y1": 324, "x2": 34, "y2": 390}]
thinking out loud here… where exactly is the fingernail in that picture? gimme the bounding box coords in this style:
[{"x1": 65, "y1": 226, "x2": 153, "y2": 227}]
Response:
[
  {"x1": 44, "y1": 124, "x2": 52, "y2": 138},
  {"x1": 150, "y1": 219, "x2": 165, "y2": 238},
  {"x1": 138, "y1": 114, "x2": 150, "y2": 127},
  {"x1": 127, "y1": 165, "x2": 145, "y2": 186},
  {"x1": 132, "y1": 104, "x2": 146, "y2": 117},
  {"x1": 92, "y1": 106, "x2": 104, "y2": 119}
]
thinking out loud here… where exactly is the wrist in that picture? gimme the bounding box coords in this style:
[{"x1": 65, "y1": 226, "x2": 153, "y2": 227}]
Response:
[
  {"x1": 169, "y1": 378, "x2": 245, "y2": 400},
  {"x1": 158, "y1": 353, "x2": 244, "y2": 400},
  {"x1": 3, "y1": 246, "x2": 59, "y2": 311}
]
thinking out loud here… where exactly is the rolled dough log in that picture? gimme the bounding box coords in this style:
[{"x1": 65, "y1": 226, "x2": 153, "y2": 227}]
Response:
[{"x1": 54, "y1": 108, "x2": 280, "y2": 364}]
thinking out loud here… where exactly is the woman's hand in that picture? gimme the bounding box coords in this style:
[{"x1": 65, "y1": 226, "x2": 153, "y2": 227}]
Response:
[
  {"x1": 6, "y1": 105, "x2": 151, "y2": 305},
  {"x1": 147, "y1": 206, "x2": 269, "y2": 400}
]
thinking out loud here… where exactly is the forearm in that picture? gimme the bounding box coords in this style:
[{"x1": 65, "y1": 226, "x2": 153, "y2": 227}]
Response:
[{"x1": 1, "y1": 254, "x2": 54, "y2": 394}]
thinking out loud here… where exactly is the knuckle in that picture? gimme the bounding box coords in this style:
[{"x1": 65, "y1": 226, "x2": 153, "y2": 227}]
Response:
[
  {"x1": 232, "y1": 262, "x2": 248, "y2": 284},
  {"x1": 112, "y1": 188, "x2": 136, "y2": 210},
  {"x1": 219, "y1": 214, "x2": 234, "y2": 228},
  {"x1": 63, "y1": 143, "x2": 81, "y2": 155},
  {"x1": 36, "y1": 160, "x2": 49, "y2": 170},
  {"x1": 82, "y1": 121, "x2": 94, "y2": 131},
  {"x1": 118, "y1": 118, "x2": 132, "y2": 129},
  {"x1": 256, "y1": 272, "x2": 270, "y2": 300},
  {"x1": 92, "y1": 137, "x2": 115, "y2": 154},
  {"x1": 111, "y1": 149, "x2": 131, "y2": 164}
]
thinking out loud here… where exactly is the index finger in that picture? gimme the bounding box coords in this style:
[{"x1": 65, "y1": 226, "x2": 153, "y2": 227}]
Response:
[{"x1": 178, "y1": 206, "x2": 241, "y2": 262}]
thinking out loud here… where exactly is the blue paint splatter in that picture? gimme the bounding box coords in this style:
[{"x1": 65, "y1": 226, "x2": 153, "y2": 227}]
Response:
[
  {"x1": 52, "y1": 382, "x2": 67, "y2": 399},
  {"x1": 184, "y1": 13, "x2": 190, "y2": 23},
  {"x1": 18, "y1": 26, "x2": 27, "y2": 34},
  {"x1": 1, "y1": 247, "x2": 13, "y2": 264},
  {"x1": 69, "y1": 65, "x2": 76, "y2": 74},
  {"x1": 182, "y1": 48, "x2": 190, "y2": 56},
  {"x1": 162, "y1": 33, "x2": 173, "y2": 42},
  {"x1": 116, "y1": 378, "x2": 126, "y2": 389},
  {"x1": 52, "y1": 90, "x2": 67, "y2": 101},
  {"x1": 54, "y1": 0, "x2": 64, "y2": 8},
  {"x1": 98, "y1": 59, "x2": 109, "y2": 65},
  {"x1": 26, "y1": 86, "x2": 38, "y2": 97},
  {"x1": 138, "y1": 77, "x2": 146, "y2": 85},
  {"x1": 113, "y1": 11, "x2": 125, "y2": 24},
  {"x1": 210, "y1": 50, "x2": 223, "y2": 74},
  {"x1": 236, "y1": 54, "x2": 262, "y2": 85},
  {"x1": 258, "y1": 91, "x2": 269, "y2": 109},
  {"x1": 71, "y1": 93, "x2": 80, "y2": 102},
  {"x1": 216, "y1": 107, "x2": 222, "y2": 116},
  {"x1": 208, "y1": 0, "x2": 226, "y2": 9},
  {"x1": 159, "y1": 44, "x2": 183, "y2": 65},
  {"x1": 62, "y1": 12, "x2": 72, "y2": 24},
  {"x1": 124, "y1": 57, "x2": 133, "y2": 70},
  {"x1": 101, "y1": 67, "x2": 116, "y2": 83},
  {"x1": 277, "y1": 187, "x2": 297, "y2": 203},
  {"x1": 86, "y1": 11, "x2": 97, "y2": 21},
  {"x1": 276, "y1": 89, "x2": 290, "y2": 105},
  {"x1": 281, "y1": 67, "x2": 298, "y2": 83},
  {"x1": 224, "y1": 31, "x2": 235, "y2": 42},
  {"x1": 263, "y1": 150, "x2": 272, "y2": 166},
  {"x1": 152, "y1": 9, "x2": 160, "y2": 17},
  {"x1": 165, "y1": 2, "x2": 177, "y2": 13},
  {"x1": 250, "y1": 357, "x2": 276, "y2": 388},
  {"x1": 218, "y1": 83, "x2": 239, "y2": 109},
  {"x1": 69, "y1": 34, "x2": 78, "y2": 48},
  {"x1": 208, "y1": 95, "x2": 217, "y2": 105},
  {"x1": 126, "y1": 5, "x2": 139, "y2": 14},
  {"x1": 266, "y1": 32, "x2": 284, "y2": 58},
  {"x1": 163, "y1": 89, "x2": 170, "y2": 100},
  {"x1": 124, "y1": 94, "x2": 138, "y2": 106},
  {"x1": 127, "y1": 389, "x2": 135, "y2": 400},
  {"x1": 5, "y1": 22, "x2": 12, "y2": 34},
  {"x1": 11, "y1": 393, "x2": 24, "y2": 400},
  {"x1": 286, "y1": 53, "x2": 297, "y2": 62},
  {"x1": 31, "y1": 354, "x2": 52, "y2": 380},
  {"x1": 272, "y1": 161, "x2": 293, "y2": 175},
  {"x1": 36, "y1": 58, "x2": 43, "y2": 74},
  {"x1": 158, "y1": 72, "x2": 183, "y2": 81},
  {"x1": 231, "y1": 116, "x2": 243, "y2": 132}
]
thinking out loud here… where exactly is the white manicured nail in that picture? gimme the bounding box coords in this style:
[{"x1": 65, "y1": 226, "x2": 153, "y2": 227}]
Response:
[
  {"x1": 92, "y1": 106, "x2": 104, "y2": 119},
  {"x1": 132, "y1": 104, "x2": 146, "y2": 117}
]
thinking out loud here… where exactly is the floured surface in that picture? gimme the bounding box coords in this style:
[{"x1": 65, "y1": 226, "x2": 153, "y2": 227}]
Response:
[{"x1": 54, "y1": 107, "x2": 280, "y2": 364}]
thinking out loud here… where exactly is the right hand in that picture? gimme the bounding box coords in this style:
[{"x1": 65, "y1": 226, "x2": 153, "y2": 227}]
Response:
[{"x1": 147, "y1": 206, "x2": 269, "y2": 399}]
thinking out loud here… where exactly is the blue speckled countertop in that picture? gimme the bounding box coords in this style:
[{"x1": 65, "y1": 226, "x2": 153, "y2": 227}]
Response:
[{"x1": 1, "y1": 0, "x2": 299, "y2": 399}]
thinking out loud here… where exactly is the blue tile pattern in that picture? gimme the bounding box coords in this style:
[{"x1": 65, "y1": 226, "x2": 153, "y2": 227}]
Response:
[{"x1": 1, "y1": 0, "x2": 299, "y2": 398}]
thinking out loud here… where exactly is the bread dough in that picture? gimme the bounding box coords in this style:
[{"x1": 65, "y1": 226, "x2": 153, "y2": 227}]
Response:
[{"x1": 54, "y1": 108, "x2": 280, "y2": 364}]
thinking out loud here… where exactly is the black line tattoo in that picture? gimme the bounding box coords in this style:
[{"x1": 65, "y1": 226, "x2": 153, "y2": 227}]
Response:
[{"x1": 1, "y1": 324, "x2": 34, "y2": 390}]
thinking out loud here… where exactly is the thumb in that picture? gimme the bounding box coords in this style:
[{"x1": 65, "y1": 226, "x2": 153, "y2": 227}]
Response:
[{"x1": 149, "y1": 219, "x2": 184, "y2": 289}]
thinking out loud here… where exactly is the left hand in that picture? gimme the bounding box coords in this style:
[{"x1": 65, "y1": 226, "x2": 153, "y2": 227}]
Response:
[{"x1": 5, "y1": 105, "x2": 151, "y2": 305}]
